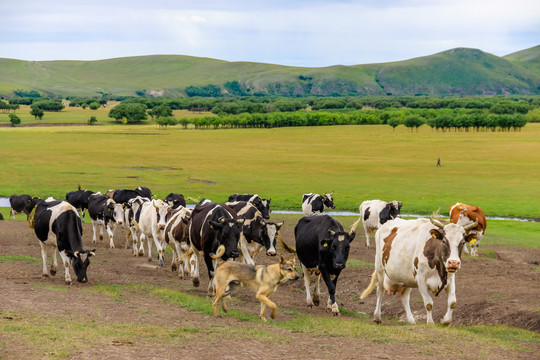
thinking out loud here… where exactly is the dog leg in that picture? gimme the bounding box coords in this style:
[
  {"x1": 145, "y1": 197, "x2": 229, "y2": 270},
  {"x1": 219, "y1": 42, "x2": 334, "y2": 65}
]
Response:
[{"x1": 256, "y1": 291, "x2": 277, "y2": 321}]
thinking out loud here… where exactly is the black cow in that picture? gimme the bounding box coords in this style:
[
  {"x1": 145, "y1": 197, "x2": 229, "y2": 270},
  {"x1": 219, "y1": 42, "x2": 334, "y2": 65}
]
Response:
[
  {"x1": 9, "y1": 194, "x2": 40, "y2": 219},
  {"x1": 226, "y1": 201, "x2": 282, "y2": 264},
  {"x1": 189, "y1": 200, "x2": 244, "y2": 295},
  {"x1": 227, "y1": 193, "x2": 271, "y2": 219},
  {"x1": 65, "y1": 189, "x2": 94, "y2": 219},
  {"x1": 31, "y1": 198, "x2": 95, "y2": 284},
  {"x1": 87, "y1": 193, "x2": 125, "y2": 249},
  {"x1": 293, "y1": 215, "x2": 355, "y2": 316},
  {"x1": 301, "y1": 192, "x2": 335, "y2": 216},
  {"x1": 165, "y1": 192, "x2": 186, "y2": 209},
  {"x1": 109, "y1": 186, "x2": 153, "y2": 204}
]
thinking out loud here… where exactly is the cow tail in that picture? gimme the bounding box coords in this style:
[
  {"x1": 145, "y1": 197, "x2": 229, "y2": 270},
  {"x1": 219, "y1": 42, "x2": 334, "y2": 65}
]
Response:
[
  {"x1": 278, "y1": 232, "x2": 296, "y2": 254},
  {"x1": 27, "y1": 206, "x2": 37, "y2": 229},
  {"x1": 360, "y1": 270, "x2": 378, "y2": 299},
  {"x1": 350, "y1": 216, "x2": 362, "y2": 233}
]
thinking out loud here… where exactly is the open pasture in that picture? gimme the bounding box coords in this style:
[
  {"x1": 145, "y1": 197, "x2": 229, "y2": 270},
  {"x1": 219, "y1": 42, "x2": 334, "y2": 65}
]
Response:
[{"x1": 0, "y1": 122, "x2": 539, "y2": 217}]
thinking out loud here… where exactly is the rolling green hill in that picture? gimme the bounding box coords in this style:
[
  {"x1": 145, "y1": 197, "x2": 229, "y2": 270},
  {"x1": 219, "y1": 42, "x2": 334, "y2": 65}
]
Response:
[
  {"x1": 0, "y1": 46, "x2": 539, "y2": 98},
  {"x1": 504, "y1": 45, "x2": 540, "y2": 77}
]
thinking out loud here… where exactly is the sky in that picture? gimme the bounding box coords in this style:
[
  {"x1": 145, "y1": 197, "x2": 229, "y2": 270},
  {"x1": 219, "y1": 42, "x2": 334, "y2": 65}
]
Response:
[{"x1": 1, "y1": 0, "x2": 539, "y2": 67}]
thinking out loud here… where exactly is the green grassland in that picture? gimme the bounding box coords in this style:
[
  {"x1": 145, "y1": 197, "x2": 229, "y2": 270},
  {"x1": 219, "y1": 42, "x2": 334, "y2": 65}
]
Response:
[
  {"x1": 0, "y1": 116, "x2": 539, "y2": 218},
  {"x1": 1, "y1": 45, "x2": 539, "y2": 97}
]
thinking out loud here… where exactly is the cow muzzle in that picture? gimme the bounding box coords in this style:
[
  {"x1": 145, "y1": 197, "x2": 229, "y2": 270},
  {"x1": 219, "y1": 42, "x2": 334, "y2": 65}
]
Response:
[
  {"x1": 158, "y1": 224, "x2": 165, "y2": 231},
  {"x1": 446, "y1": 260, "x2": 461, "y2": 272},
  {"x1": 231, "y1": 251, "x2": 240, "y2": 258},
  {"x1": 266, "y1": 250, "x2": 277, "y2": 256},
  {"x1": 334, "y1": 263, "x2": 345, "y2": 270}
]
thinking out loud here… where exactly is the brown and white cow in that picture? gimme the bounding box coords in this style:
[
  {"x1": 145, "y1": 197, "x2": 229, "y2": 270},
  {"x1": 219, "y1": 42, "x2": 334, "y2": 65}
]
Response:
[
  {"x1": 449, "y1": 203, "x2": 487, "y2": 257},
  {"x1": 360, "y1": 216, "x2": 477, "y2": 325}
]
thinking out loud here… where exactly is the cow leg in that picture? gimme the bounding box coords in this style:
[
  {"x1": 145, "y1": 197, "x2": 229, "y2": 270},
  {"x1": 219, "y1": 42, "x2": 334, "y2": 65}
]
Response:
[
  {"x1": 441, "y1": 273, "x2": 457, "y2": 325},
  {"x1": 416, "y1": 277, "x2": 434, "y2": 324},
  {"x1": 313, "y1": 271, "x2": 321, "y2": 306},
  {"x1": 58, "y1": 251, "x2": 73, "y2": 285},
  {"x1": 153, "y1": 233, "x2": 165, "y2": 268},
  {"x1": 471, "y1": 241, "x2": 479, "y2": 257},
  {"x1": 170, "y1": 242, "x2": 179, "y2": 273},
  {"x1": 39, "y1": 241, "x2": 50, "y2": 277},
  {"x1": 203, "y1": 254, "x2": 216, "y2": 296},
  {"x1": 301, "y1": 265, "x2": 315, "y2": 307},
  {"x1": 191, "y1": 247, "x2": 200, "y2": 287},
  {"x1": 463, "y1": 242, "x2": 471, "y2": 255},
  {"x1": 400, "y1": 287, "x2": 415, "y2": 324},
  {"x1": 137, "y1": 229, "x2": 145, "y2": 256},
  {"x1": 326, "y1": 274, "x2": 340, "y2": 315},
  {"x1": 106, "y1": 222, "x2": 116, "y2": 249},
  {"x1": 50, "y1": 248, "x2": 58, "y2": 276},
  {"x1": 238, "y1": 234, "x2": 255, "y2": 265},
  {"x1": 99, "y1": 223, "x2": 104, "y2": 241},
  {"x1": 320, "y1": 270, "x2": 339, "y2": 316},
  {"x1": 10, "y1": 208, "x2": 16, "y2": 220},
  {"x1": 92, "y1": 221, "x2": 99, "y2": 243},
  {"x1": 363, "y1": 223, "x2": 371, "y2": 248},
  {"x1": 145, "y1": 234, "x2": 153, "y2": 262},
  {"x1": 373, "y1": 270, "x2": 385, "y2": 324}
]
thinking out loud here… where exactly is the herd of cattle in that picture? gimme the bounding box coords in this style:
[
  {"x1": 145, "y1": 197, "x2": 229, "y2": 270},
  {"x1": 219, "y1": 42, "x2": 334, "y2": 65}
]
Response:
[{"x1": 5, "y1": 189, "x2": 487, "y2": 325}]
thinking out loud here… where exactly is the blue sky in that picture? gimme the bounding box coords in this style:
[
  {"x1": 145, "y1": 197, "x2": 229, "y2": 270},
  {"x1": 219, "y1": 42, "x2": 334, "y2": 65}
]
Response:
[{"x1": 1, "y1": 0, "x2": 539, "y2": 67}]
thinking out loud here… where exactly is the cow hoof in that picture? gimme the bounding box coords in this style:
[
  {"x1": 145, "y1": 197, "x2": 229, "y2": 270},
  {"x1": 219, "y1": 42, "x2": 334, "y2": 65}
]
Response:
[
  {"x1": 50, "y1": 269, "x2": 56, "y2": 276},
  {"x1": 138, "y1": 250, "x2": 144, "y2": 257},
  {"x1": 42, "y1": 273, "x2": 49, "y2": 278},
  {"x1": 65, "y1": 280, "x2": 72, "y2": 285},
  {"x1": 313, "y1": 299, "x2": 320, "y2": 306},
  {"x1": 99, "y1": 235, "x2": 103, "y2": 240},
  {"x1": 172, "y1": 264, "x2": 178, "y2": 272},
  {"x1": 192, "y1": 279, "x2": 200, "y2": 287},
  {"x1": 147, "y1": 257, "x2": 152, "y2": 263},
  {"x1": 374, "y1": 319, "x2": 381, "y2": 324},
  {"x1": 110, "y1": 245, "x2": 115, "y2": 249}
]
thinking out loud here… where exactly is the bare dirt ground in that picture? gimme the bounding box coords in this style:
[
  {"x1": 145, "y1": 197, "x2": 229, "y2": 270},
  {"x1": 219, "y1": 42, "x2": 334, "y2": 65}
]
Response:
[{"x1": 1, "y1": 220, "x2": 539, "y2": 359}]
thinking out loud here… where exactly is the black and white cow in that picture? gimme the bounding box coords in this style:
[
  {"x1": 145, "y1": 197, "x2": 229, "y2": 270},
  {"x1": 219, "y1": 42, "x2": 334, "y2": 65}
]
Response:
[
  {"x1": 189, "y1": 200, "x2": 244, "y2": 295},
  {"x1": 165, "y1": 193, "x2": 186, "y2": 209},
  {"x1": 226, "y1": 200, "x2": 282, "y2": 264},
  {"x1": 31, "y1": 198, "x2": 95, "y2": 284},
  {"x1": 290, "y1": 215, "x2": 355, "y2": 316},
  {"x1": 109, "y1": 186, "x2": 153, "y2": 204},
  {"x1": 65, "y1": 188, "x2": 94, "y2": 219},
  {"x1": 87, "y1": 193, "x2": 125, "y2": 249},
  {"x1": 164, "y1": 206, "x2": 193, "y2": 278},
  {"x1": 124, "y1": 196, "x2": 151, "y2": 256},
  {"x1": 9, "y1": 194, "x2": 41, "y2": 219},
  {"x1": 228, "y1": 193, "x2": 271, "y2": 219},
  {"x1": 301, "y1": 192, "x2": 335, "y2": 216},
  {"x1": 351, "y1": 200, "x2": 402, "y2": 248}
]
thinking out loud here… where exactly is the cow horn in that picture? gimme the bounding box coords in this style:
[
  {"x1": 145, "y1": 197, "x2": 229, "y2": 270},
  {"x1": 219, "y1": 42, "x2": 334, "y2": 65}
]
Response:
[
  {"x1": 260, "y1": 219, "x2": 266, "y2": 226},
  {"x1": 209, "y1": 245, "x2": 226, "y2": 259},
  {"x1": 153, "y1": 200, "x2": 159, "y2": 209},
  {"x1": 218, "y1": 217, "x2": 226, "y2": 224},
  {"x1": 430, "y1": 217, "x2": 445, "y2": 229},
  {"x1": 328, "y1": 229, "x2": 336, "y2": 236},
  {"x1": 89, "y1": 251, "x2": 96, "y2": 256},
  {"x1": 463, "y1": 219, "x2": 479, "y2": 231},
  {"x1": 74, "y1": 251, "x2": 79, "y2": 258}
]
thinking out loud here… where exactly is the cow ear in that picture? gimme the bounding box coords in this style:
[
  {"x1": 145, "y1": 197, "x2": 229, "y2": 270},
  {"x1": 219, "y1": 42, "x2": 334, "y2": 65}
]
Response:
[
  {"x1": 65, "y1": 250, "x2": 75, "y2": 258},
  {"x1": 429, "y1": 229, "x2": 444, "y2": 240},
  {"x1": 209, "y1": 220, "x2": 222, "y2": 229},
  {"x1": 320, "y1": 239, "x2": 331, "y2": 249},
  {"x1": 465, "y1": 234, "x2": 477, "y2": 244}
]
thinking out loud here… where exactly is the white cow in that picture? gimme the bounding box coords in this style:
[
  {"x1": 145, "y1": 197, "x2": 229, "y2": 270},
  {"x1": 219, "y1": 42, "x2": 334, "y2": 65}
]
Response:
[
  {"x1": 137, "y1": 199, "x2": 172, "y2": 267},
  {"x1": 360, "y1": 216, "x2": 477, "y2": 325},
  {"x1": 351, "y1": 200, "x2": 402, "y2": 248}
]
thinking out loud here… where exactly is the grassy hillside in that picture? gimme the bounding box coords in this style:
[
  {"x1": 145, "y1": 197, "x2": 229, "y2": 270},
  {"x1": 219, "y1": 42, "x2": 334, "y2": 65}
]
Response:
[
  {"x1": 504, "y1": 45, "x2": 540, "y2": 77},
  {"x1": 0, "y1": 46, "x2": 539, "y2": 98}
]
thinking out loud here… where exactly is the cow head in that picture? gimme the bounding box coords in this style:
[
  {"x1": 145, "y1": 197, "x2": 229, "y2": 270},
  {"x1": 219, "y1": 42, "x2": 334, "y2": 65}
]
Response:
[
  {"x1": 69, "y1": 249, "x2": 96, "y2": 283},
  {"x1": 323, "y1": 192, "x2": 335, "y2": 210},
  {"x1": 320, "y1": 229, "x2": 355, "y2": 270},
  {"x1": 380, "y1": 201, "x2": 402, "y2": 225},
  {"x1": 429, "y1": 218, "x2": 478, "y2": 273},
  {"x1": 153, "y1": 199, "x2": 172, "y2": 231},
  {"x1": 261, "y1": 220, "x2": 283, "y2": 256},
  {"x1": 209, "y1": 216, "x2": 244, "y2": 260}
]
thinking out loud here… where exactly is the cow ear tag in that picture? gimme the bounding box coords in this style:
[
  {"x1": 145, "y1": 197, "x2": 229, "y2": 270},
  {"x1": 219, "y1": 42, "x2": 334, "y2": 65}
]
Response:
[
  {"x1": 432, "y1": 233, "x2": 437, "y2": 238},
  {"x1": 323, "y1": 243, "x2": 328, "y2": 247},
  {"x1": 470, "y1": 238, "x2": 476, "y2": 244}
]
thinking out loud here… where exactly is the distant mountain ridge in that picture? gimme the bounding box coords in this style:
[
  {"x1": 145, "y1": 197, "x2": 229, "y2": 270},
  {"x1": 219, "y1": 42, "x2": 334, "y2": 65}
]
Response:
[{"x1": 0, "y1": 46, "x2": 539, "y2": 98}]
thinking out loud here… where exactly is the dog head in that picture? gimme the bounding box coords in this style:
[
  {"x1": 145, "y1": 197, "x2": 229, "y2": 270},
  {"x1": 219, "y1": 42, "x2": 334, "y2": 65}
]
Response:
[{"x1": 279, "y1": 254, "x2": 300, "y2": 282}]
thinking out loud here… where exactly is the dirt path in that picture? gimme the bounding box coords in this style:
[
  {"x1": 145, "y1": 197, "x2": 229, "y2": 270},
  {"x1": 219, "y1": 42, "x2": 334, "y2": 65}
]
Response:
[{"x1": 1, "y1": 221, "x2": 539, "y2": 359}]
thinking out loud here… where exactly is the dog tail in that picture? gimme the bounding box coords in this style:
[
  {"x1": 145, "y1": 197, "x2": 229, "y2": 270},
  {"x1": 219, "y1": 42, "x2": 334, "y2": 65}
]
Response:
[
  {"x1": 278, "y1": 232, "x2": 296, "y2": 254},
  {"x1": 360, "y1": 270, "x2": 378, "y2": 299}
]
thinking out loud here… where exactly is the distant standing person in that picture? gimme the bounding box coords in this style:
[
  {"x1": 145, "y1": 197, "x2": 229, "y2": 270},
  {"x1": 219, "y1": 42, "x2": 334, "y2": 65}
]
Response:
[{"x1": 437, "y1": 156, "x2": 441, "y2": 167}]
